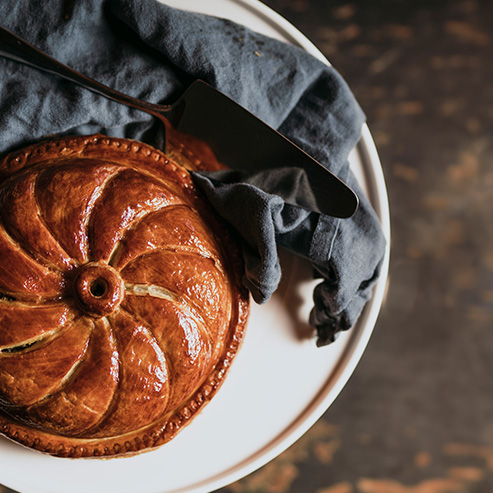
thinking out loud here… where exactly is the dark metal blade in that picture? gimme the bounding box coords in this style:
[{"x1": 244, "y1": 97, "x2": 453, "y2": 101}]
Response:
[{"x1": 172, "y1": 81, "x2": 359, "y2": 218}]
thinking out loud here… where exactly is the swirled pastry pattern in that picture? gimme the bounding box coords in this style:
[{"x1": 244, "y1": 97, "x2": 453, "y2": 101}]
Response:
[{"x1": 0, "y1": 135, "x2": 249, "y2": 457}]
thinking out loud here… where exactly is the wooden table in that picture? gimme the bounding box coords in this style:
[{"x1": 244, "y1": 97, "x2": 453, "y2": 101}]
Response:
[{"x1": 220, "y1": 0, "x2": 493, "y2": 492}]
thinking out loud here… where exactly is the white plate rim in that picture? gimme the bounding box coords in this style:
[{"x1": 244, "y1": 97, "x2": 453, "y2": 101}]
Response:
[{"x1": 0, "y1": 1, "x2": 390, "y2": 492}]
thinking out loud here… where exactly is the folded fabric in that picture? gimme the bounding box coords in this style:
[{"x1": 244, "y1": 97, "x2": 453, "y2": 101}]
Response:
[{"x1": 0, "y1": 0, "x2": 386, "y2": 346}]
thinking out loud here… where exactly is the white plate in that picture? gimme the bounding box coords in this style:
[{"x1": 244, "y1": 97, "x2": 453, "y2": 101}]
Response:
[{"x1": 0, "y1": 1, "x2": 390, "y2": 492}]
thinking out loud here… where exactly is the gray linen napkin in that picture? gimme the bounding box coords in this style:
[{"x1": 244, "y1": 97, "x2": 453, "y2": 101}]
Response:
[{"x1": 0, "y1": 0, "x2": 386, "y2": 346}]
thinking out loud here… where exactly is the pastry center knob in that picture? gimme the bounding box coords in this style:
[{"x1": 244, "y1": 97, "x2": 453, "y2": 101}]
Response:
[{"x1": 73, "y1": 262, "x2": 124, "y2": 317}]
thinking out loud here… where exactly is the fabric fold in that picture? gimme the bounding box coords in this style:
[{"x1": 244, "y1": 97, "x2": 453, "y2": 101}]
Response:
[{"x1": 0, "y1": 0, "x2": 386, "y2": 345}]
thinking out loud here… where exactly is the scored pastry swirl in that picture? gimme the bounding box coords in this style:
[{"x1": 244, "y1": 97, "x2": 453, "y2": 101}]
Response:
[{"x1": 0, "y1": 134, "x2": 249, "y2": 457}]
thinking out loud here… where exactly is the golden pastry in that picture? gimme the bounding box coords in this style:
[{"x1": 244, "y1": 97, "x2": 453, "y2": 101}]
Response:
[{"x1": 0, "y1": 133, "x2": 249, "y2": 458}]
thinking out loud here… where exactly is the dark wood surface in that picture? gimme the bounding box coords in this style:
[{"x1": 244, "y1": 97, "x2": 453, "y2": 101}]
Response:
[
  {"x1": 219, "y1": 1, "x2": 493, "y2": 492},
  {"x1": 2, "y1": 1, "x2": 492, "y2": 492}
]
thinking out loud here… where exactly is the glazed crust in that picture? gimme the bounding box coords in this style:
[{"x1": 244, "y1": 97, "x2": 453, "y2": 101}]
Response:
[{"x1": 0, "y1": 134, "x2": 249, "y2": 458}]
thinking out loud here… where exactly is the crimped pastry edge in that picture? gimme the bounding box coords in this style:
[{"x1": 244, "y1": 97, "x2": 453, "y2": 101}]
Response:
[{"x1": 0, "y1": 134, "x2": 250, "y2": 458}]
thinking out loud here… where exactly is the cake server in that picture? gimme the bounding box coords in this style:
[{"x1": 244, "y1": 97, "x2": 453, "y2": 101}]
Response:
[{"x1": 0, "y1": 26, "x2": 359, "y2": 218}]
